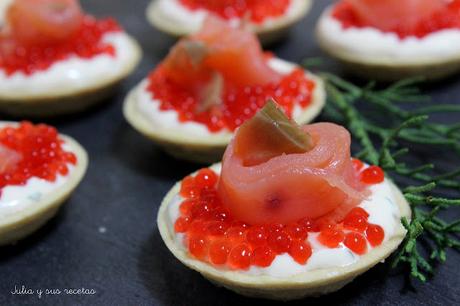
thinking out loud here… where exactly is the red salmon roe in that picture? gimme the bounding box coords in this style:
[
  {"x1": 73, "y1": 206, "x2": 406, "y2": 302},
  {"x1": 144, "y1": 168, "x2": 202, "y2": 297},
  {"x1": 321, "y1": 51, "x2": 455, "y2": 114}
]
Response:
[
  {"x1": 289, "y1": 240, "x2": 312, "y2": 264},
  {"x1": 343, "y1": 207, "x2": 369, "y2": 232},
  {"x1": 209, "y1": 240, "x2": 232, "y2": 265},
  {"x1": 352, "y1": 158, "x2": 365, "y2": 171},
  {"x1": 0, "y1": 16, "x2": 121, "y2": 76},
  {"x1": 361, "y1": 165, "x2": 385, "y2": 184},
  {"x1": 285, "y1": 223, "x2": 308, "y2": 240},
  {"x1": 344, "y1": 232, "x2": 368, "y2": 255},
  {"x1": 298, "y1": 218, "x2": 320, "y2": 232},
  {"x1": 195, "y1": 168, "x2": 218, "y2": 189},
  {"x1": 246, "y1": 226, "x2": 268, "y2": 246},
  {"x1": 228, "y1": 243, "x2": 252, "y2": 270},
  {"x1": 268, "y1": 230, "x2": 292, "y2": 253},
  {"x1": 188, "y1": 235, "x2": 208, "y2": 260},
  {"x1": 252, "y1": 245, "x2": 276, "y2": 267},
  {"x1": 332, "y1": 0, "x2": 460, "y2": 39},
  {"x1": 318, "y1": 228, "x2": 345, "y2": 248},
  {"x1": 176, "y1": 167, "x2": 386, "y2": 270},
  {"x1": 147, "y1": 65, "x2": 315, "y2": 132},
  {"x1": 0, "y1": 121, "x2": 77, "y2": 192},
  {"x1": 366, "y1": 224, "x2": 385, "y2": 247},
  {"x1": 179, "y1": 0, "x2": 291, "y2": 24},
  {"x1": 174, "y1": 216, "x2": 191, "y2": 233}
]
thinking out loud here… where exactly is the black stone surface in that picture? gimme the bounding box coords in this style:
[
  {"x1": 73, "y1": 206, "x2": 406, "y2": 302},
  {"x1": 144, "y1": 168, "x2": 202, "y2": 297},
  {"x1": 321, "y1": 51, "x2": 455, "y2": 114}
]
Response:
[{"x1": 0, "y1": 0, "x2": 459, "y2": 305}]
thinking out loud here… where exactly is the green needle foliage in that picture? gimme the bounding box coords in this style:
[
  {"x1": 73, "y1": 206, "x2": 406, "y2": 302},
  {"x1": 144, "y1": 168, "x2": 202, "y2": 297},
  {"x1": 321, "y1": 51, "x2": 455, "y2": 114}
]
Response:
[{"x1": 312, "y1": 69, "x2": 460, "y2": 282}]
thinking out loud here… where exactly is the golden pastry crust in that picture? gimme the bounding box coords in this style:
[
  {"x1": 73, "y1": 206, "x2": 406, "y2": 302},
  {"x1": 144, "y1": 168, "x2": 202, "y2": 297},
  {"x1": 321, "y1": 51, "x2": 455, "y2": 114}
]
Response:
[
  {"x1": 146, "y1": 0, "x2": 312, "y2": 45},
  {"x1": 315, "y1": 10, "x2": 460, "y2": 81},
  {"x1": 123, "y1": 66, "x2": 326, "y2": 163},
  {"x1": 157, "y1": 164, "x2": 411, "y2": 300},
  {"x1": 0, "y1": 124, "x2": 88, "y2": 246},
  {"x1": 0, "y1": 34, "x2": 142, "y2": 117}
]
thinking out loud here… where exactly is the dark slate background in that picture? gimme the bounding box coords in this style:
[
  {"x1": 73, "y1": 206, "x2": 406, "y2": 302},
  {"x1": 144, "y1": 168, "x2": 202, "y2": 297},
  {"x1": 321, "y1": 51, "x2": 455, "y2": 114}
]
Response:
[{"x1": 0, "y1": 0, "x2": 459, "y2": 305}]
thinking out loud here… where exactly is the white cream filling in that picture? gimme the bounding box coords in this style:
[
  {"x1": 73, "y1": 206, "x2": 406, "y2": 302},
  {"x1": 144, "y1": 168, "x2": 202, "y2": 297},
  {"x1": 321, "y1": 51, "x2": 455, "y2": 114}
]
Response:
[
  {"x1": 317, "y1": 7, "x2": 460, "y2": 63},
  {"x1": 167, "y1": 165, "x2": 401, "y2": 278},
  {"x1": 0, "y1": 143, "x2": 76, "y2": 221},
  {"x1": 0, "y1": 32, "x2": 137, "y2": 97},
  {"x1": 136, "y1": 57, "x2": 308, "y2": 137},
  {"x1": 155, "y1": 0, "x2": 303, "y2": 32}
]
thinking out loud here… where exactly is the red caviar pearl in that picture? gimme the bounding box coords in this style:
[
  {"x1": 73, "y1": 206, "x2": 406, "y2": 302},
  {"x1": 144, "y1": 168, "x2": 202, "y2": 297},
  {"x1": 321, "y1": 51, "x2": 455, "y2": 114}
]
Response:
[
  {"x1": 225, "y1": 226, "x2": 246, "y2": 242},
  {"x1": 179, "y1": 199, "x2": 195, "y2": 215},
  {"x1": 268, "y1": 230, "x2": 292, "y2": 254},
  {"x1": 209, "y1": 240, "x2": 232, "y2": 265},
  {"x1": 343, "y1": 208, "x2": 369, "y2": 232},
  {"x1": 206, "y1": 221, "x2": 229, "y2": 236},
  {"x1": 188, "y1": 220, "x2": 208, "y2": 235},
  {"x1": 285, "y1": 223, "x2": 308, "y2": 240},
  {"x1": 298, "y1": 218, "x2": 320, "y2": 232},
  {"x1": 318, "y1": 228, "x2": 345, "y2": 248},
  {"x1": 228, "y1": 244, "x2": 252, "y2": 270},
  {"x1": 246, "y1": 226, "x2": 268, "y2": 247},
  {"x1": 344, "y1": 232, "x2": 368, "y2": 255},
  {"x1": 366, "y1": 224, "x2": 385, "y2": 247},
  {"x1": 252, "y1": 246, "x2": 276, "y2": 267},
  {"x1": 289, "y1": 240, "x2": 312, "y2": 264},
  {"x1": 352, "y1": 158, "x2": 365, "y2": 171},
  {"x1": 361, "y1": 166, "x2": 385, "y2": 184},
  {"x1": 180, "y1": 176, "x2": 199, "y2": 198},
  {"x1": 174, "y1": 216, "x2": 191, "y2": 233},
  {"x1": 188, "y1": 235, "x2": 208, "y2": 260},
  {"x1": 195, "y1": 168, "x2": 218, "y2": 189}
]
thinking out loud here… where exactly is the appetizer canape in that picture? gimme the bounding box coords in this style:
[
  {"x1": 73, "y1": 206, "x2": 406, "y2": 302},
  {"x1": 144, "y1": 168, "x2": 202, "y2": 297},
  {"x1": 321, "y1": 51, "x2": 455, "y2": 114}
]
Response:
[
  {"x1": 157, "y1": 100, "x2": 411, "y2": 300},
  {"x1": 124, "y1": 17, "x2": 325, "y2": 163},
  {"x1": 0, "y1": 0, "x2": 142, "y2": 117},
  {"x1": 316, "y1": 0, "x2": 460, "y2": 81},
  {"x1": 0, "y1": 121, "x2": 88, "y2": 245},
  {"x1": 147, "y1": 0, "x2": 312, "y2": 44}
]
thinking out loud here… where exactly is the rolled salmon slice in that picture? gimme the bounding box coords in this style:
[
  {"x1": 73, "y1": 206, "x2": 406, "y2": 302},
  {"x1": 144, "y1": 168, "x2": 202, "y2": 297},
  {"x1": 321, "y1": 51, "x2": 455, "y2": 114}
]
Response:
[
  {"x1": 218, "y1": 121, "x2": 368, "y2": 225},
  {"x1": 162, "y1": 16, "x2": 281, "y2": 89}
]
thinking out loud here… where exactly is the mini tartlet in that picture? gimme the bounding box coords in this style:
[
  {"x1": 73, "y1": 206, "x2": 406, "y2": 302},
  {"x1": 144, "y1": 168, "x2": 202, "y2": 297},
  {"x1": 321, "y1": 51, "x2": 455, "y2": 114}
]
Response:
[
  {"x1": 146, "y1": 0, "x2": 312, "y2": 44},
  {"x1": 316, "y1": 0, "x2": 460, "y2": 81},
  {"x1": 124, "y1": 17, "x2": 325, "y2": 163},
  {"x1": 0, "y1": 0, "x2": 141, "y2": 117},
  {"x1": 0, "y1": 121, "x2": 88, "y2": 246},
  {"x1": 157, "y1": 101, "x2": 411, "y2": 300}
]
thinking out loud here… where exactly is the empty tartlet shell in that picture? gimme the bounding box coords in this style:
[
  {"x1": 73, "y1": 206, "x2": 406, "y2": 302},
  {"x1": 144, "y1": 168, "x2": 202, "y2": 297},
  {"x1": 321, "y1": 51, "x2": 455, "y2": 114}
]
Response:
[
  {"x1": 315, "y1": 8, "x2": 460, "y2": 82},
  {"x1": 123, "y1": 69, "x2": 326, "y2": 163},
  {"x1": 0, "y1": 35, "x2": 142, "y2": 117},
  {"x1": 146, "y1": 0, "x2": 312, "y2": 45},
  {"x1": 157, "y1": 164, "x2": 412, "y2": 300},
  {"x1": 0, "y1": 123, "x2": 88, "y2": 246}
]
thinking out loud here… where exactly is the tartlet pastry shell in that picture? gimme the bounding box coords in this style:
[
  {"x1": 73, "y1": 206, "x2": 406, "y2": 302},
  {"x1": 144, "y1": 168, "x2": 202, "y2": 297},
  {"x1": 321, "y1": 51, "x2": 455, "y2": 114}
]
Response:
[
  {"x1": 123, "y1": 71, "x2": 326, "y2": 163},
  {"x1": 316, "y1": 13, "x2": 460, "y2": 81},
  {"x1": 146, "y1": 0, "x2": 312, "y2": 45},
  {"x1": 0, "y1": 124, "x2": 88, "y2": 246},
  {"x1": 0, "y1": 35, "x2": 142, "y2": 117},
  {"x1": 157, "y1": 164, "x2": 411, "y2": 300}
]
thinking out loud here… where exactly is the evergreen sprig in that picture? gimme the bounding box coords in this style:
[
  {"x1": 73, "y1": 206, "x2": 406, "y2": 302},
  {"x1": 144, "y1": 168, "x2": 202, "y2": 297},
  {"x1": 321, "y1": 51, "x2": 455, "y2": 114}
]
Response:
[{"x1": 315, "y1": 71, "x2": 460, "y2": 282}]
